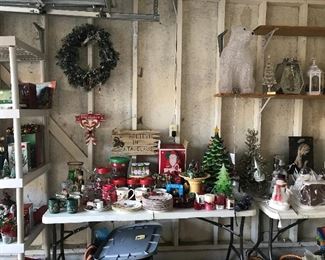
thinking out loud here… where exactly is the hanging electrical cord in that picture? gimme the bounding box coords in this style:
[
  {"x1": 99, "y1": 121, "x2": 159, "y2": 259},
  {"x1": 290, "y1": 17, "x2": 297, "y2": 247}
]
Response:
[{"x1": 233, "y1": 95, "x2": 238, "y2": 156}]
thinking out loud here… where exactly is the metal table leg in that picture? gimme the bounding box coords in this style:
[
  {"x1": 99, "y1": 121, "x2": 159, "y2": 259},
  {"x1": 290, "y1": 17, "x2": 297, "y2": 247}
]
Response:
[
  {"x1": 226, "y1": 218, "x2": 234, "y2": 260},
  {"x1": 52, "y1": 224, "x2": 57, "y2": 260},
  {"x1": 246, "y1": 210, "x2": 267, "y2": 259},
  {"x1": 59, "y1": 224, "x2": 65, "y2": 260},
  {"x1": 268, "y1": 218, "x2": 274, "y2": 260},
  {"x1": 239, "y1": 217, "x2": 245, "y2": 260}
]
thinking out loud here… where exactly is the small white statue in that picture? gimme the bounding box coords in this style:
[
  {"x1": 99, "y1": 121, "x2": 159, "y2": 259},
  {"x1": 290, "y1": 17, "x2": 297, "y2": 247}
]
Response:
[
  {"x1": 269, "y1": 179, "x2": 291, "y2": 211},
  {"x1": 219, "y1": 26, "x2": 255, "y2": 94}
]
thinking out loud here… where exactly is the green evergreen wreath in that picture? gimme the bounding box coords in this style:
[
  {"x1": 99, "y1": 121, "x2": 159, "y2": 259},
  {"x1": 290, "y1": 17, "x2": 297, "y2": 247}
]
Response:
[{"x1": 56, "y1": 24, "x2": 119, "y2": 91}]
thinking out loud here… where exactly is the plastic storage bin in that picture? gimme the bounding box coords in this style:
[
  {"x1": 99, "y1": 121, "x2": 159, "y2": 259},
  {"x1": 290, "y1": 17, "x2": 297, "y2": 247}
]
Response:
[{"x1": 93, "y1": 223, "x2": 162, "y2": 260}]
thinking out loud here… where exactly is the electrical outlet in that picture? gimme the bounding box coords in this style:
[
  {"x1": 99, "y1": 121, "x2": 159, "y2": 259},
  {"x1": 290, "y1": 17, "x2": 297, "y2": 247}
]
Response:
[{"x1": 169, "y1": 124, "x2": 177, "y2": 137}]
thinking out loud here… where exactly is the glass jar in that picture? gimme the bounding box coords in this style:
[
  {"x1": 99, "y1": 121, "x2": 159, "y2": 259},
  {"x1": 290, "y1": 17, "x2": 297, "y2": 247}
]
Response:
[
  {"x1": 137, "y1": 163, "x2": 144, "y2": 176},
  {"x1": 108, "y1": 157, "x2": 130, "y2": 178},
  {"x1": 95, "y1": 167, "x2": 110, "y2": 186},
  {"x1": 111, "y1": 177, "x2": 127, "y2": 188},
  {"x1": 102, "y1": 184, "x2": 117, "y2": 205},
  {"x1": 127, "y1": 178, "x2": 140, "y2": 189},
  {"x1": 131, "y1": 163, "x2": 138, "y2": 176},
  {"x1": 144, "y1": 163, "x2": 150, "y2": 176},
  {"x1": 140, "y1": 177, "x2": 154, "y2": 189},
  {"x1": 67, "y1": 161, "x2": 83, "y2": 184}
]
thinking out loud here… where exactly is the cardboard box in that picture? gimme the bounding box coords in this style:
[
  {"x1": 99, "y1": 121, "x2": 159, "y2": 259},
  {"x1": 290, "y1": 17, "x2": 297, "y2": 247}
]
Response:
[
  {"x1": 7, "y1": 125, "x2": 44, "y2": 169},
  {"x1": 19, "y1": 83, "x2": 37, "y2": 109},
  {"x1": 36, "y1": 81, "x2": 56, "y2": 109},
  {"x1": 8, "y1": 142, "x2": 31, "y2": 174},
  {"x1": 0, "y1": 89, "x2": 12, "y2": 104}
]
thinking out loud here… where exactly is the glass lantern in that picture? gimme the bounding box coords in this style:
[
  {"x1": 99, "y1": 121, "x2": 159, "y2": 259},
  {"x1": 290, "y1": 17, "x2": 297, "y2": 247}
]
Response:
[{"x1": 308, "y1": 58, "x2": 322, "y2": 95}]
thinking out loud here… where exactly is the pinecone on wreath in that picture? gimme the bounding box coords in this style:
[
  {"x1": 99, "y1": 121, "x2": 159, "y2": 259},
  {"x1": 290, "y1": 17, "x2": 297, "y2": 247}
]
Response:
[{"x1": 202, "y1": 128, "x2": 231, "y2": 189}]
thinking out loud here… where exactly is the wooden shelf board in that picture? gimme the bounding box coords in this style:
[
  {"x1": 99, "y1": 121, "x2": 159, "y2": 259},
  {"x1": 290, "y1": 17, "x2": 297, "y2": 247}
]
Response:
[
  {"x1": 215, "y1": 93, "x2": 325, "y2": 99},
  {"x1": 24, "y1": 164, "x2": 50, "y2": 186},
  {"x1": 254, "y1": 25, "x2": 325, "y2": 37},
  {"x1": 0, "y1": 178, "x2": 23, "y2": 189}
]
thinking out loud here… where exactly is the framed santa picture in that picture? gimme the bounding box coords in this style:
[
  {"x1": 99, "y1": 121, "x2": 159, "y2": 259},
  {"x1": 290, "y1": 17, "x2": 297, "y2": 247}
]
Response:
[{"x1": 159, "y1": 143, "x2": 186, "y2": 183}]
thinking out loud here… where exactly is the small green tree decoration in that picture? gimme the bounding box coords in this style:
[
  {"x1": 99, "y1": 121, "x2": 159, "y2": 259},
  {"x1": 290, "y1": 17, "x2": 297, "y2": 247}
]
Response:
[
  {"x1": 213, "y1": 164, "x2": 232, "y2": 196},
  {"x1": 238, "y1": 129, "x2": 270, "y2": 197},
  {"x1": 202, "y1": 128, "x2": 231, "y2": 186}
]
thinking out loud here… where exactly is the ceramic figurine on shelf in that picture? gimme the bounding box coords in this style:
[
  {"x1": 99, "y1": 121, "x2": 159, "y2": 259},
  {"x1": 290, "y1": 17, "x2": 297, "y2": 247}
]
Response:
[{"x1": 268, "y1": 178, "x2": 291, "y2": 211}]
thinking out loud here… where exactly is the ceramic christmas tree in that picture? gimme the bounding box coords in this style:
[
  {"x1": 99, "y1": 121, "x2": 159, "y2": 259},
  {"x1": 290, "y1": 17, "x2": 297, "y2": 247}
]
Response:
[
  {"x1": 263, "y1": 55, "x2": 277, "y2": 94},
  {"x1": 202, "y1": 128, "x2": 231, "y2": 187},
  {"x1": 238, "y1": 129, "x2": 270, "y2": 198},
  {"x1": 213, "y1": 164, "x2": 232, "y2": 196}
]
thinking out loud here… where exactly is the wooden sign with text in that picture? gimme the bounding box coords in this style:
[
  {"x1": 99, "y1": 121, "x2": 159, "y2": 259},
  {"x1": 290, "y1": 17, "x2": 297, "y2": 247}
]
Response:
[{"x1": 112, "y1": 129, "x2": 160, "y2": 155}]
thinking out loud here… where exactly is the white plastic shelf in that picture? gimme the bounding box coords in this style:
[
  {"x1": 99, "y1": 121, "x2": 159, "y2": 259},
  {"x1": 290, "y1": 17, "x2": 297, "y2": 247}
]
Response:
[
  {"x1": 0, "y1": 36, "x2": 44, "y2": 62},
  {"x1": 24, "y1": 164, "x2": 50, "y2": 186},
  {"x1": 0, "y1": 178, "x2": 23, "y2": 189},
  {"x1": 0, "y1": 224, "x2": 44, "y2": 254},
  {"x1": 0, "y1": 242, "x2": 24, "y2": 254},
  {"x1": 0, "y1": 109, "x2": 50, "y2": 119}
]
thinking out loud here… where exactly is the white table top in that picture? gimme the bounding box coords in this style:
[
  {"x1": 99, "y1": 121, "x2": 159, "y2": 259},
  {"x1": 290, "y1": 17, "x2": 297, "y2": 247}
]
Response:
[
  {"x1": 153, "y1": 207, "x2": 256, "y2": 220},
  {"x1": 42, "y1": 209, "x2": 154, "y2": 224},
  {"x1": 258, "y1": 200, "x2": 325, "y2": 220},
  {"x1": 42, "y1": 207, "x2": 256, "y2": 224}
]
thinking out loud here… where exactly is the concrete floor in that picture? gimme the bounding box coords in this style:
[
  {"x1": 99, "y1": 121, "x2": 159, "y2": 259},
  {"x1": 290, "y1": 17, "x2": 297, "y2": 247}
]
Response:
[{"x1": 21, "y1": 246, "x2": 321, "y2": 260}]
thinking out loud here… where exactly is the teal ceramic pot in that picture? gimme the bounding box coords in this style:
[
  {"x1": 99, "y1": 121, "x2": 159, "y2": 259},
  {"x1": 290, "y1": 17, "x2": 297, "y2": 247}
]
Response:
[
  {"x1": 66, "y1": 197, "x2": 78, "y2": 214},
  {"x1": 48, "y1": 198, "x2": 60, "y2": 214}
]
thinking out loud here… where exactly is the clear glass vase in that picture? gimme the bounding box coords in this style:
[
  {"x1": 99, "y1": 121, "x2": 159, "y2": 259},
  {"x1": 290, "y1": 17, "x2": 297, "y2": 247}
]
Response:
[{"x1": 1, "y1": 233, "x2": 16, "y2": 244}]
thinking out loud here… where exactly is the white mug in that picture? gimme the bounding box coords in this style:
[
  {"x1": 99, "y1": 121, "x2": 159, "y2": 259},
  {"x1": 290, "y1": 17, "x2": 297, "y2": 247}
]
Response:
[
  {"x1": 94, "y1": 199, "x2": 103, "y2": 210},
  {"x1": 116, "y1": 187, "x2": 134, "y2": 201},
  {"x1": 134, "y1": 187, "x2": 149, "y2": 202},
  {"x1": 204, "y1": 194, "x2": 215, "y2": 204}
]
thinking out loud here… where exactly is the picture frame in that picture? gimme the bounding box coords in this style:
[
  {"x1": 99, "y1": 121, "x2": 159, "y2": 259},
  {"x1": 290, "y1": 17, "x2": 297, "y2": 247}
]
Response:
[{"x1": 288, "y1": 136, "x2": 314, "y2": 174}]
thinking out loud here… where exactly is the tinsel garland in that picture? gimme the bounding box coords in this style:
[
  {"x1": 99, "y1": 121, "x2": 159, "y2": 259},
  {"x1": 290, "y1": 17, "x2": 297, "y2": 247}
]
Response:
[
  {"x1": 56, "y1": 24, "x2": 119, "y2": 91},
  {"x1": 6, "y1": 124, "x2": 40, "y2": 135}
]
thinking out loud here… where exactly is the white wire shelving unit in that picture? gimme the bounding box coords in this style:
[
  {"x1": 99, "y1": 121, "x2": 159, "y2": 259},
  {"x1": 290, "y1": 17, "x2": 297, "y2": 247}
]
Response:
[{"x1": 0, "y1": 36, "x2": 49, "y2": 260}]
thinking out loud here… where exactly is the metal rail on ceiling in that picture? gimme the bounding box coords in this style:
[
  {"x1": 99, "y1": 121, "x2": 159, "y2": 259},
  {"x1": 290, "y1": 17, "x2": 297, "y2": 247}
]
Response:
[{"x1": 0, "y1": 0, "x2": 160, "y2": 21}]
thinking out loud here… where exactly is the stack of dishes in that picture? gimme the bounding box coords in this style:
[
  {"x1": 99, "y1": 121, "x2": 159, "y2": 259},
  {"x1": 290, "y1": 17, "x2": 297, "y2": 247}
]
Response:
[
  {"x1": 111, "y1": 200, "x2": 142, "y2": 213},
  {"x1": 142, "y1": 193, "x2": 173, "y2": 212}
]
